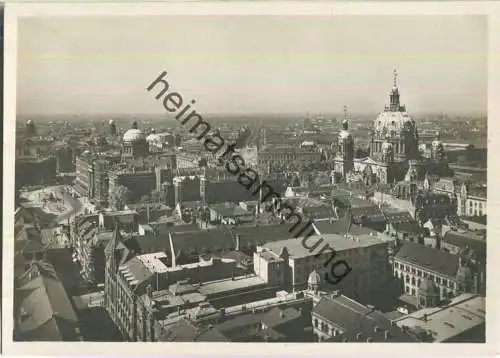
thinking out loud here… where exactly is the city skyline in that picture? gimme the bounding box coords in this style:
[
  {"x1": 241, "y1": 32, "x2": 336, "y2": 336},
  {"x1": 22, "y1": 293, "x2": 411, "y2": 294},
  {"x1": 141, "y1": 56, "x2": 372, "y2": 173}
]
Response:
[{"x1": 17, "y1": 15, "x2": 487, "y2": 116}]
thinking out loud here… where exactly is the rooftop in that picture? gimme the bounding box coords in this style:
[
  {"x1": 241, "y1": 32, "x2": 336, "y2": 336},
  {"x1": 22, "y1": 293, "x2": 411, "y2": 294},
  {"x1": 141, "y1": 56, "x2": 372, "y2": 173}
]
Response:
[
  {"x1": 263, "y1": 233, "x2": 386, "y2": 259},
  {"x1": 394, "y1": 242, "x2": 459, "y2": 278},
  {"x1": 393, "y1": 294, "x2": 485, "y2": 342},
  {"x1": 196, "y1": 274, "x2": 267, "y2": 296},
  {"x1": 136, "y1": 252, "x2": 169, "y2": 274},
  {"x1": 15, "y1": 261, "x2": 80, "y2": 341},
  {"x1": 313, "y1": 294, "x2": 417, "y2": 343}
]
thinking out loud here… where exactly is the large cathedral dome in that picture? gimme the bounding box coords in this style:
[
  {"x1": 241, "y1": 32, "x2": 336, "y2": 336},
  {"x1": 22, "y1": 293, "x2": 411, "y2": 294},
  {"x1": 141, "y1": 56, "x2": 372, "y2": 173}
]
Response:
[
  {"x1": 374, "y1": 111, "x2": 415, "y2": 139},
  {"x1": 370, "y1": 70, "x2": 420, "y2": 162}
]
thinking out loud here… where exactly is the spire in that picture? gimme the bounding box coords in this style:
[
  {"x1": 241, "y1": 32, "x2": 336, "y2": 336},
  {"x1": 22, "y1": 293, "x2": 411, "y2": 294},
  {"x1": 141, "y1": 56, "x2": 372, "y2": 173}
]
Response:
[
  {"x1": 389, "y1": 69, "x2": 401, "y2": 111},
  {"x1": 342, "y1": 105, "x2": 349, "y2": 130}
]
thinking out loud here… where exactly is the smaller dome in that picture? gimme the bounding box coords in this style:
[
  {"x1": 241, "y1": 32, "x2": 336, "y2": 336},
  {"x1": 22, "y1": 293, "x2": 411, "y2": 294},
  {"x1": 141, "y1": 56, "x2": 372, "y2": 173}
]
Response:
[
  {"x1": 308, "y1": 270, "x2": 321, "y2": 286},
  {"x1": 418, "y1": 278, "x2": 439, "y2": 296},
  {"x1": 109, "y1": 119, "x2": 115, "y2": 125},
  {"x1": 26, "y1": 119, "x2": 33, "y2": 125},
  {"x1": 146, "y1": 133, "x2": 162, "y2": 142},
  {"x1": 123, "y1": 128, "x2": 146, "y2": 142}
]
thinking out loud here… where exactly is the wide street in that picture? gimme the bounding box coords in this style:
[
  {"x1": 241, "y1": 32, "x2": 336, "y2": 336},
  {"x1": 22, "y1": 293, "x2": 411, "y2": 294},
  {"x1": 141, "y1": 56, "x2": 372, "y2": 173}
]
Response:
[{"x1": 56, "y1": 189, "x2": 83, "y2": 224}]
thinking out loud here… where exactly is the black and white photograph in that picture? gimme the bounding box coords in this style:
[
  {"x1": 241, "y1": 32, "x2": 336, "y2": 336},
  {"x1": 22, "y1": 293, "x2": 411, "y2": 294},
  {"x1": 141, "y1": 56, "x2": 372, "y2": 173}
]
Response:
[{"x1": 3, "y1": 2, "x2": 494, "y2": 354}]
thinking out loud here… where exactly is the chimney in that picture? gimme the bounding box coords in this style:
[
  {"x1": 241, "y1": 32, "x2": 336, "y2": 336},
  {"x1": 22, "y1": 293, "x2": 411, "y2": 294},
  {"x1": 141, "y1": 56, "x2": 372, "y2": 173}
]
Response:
[
  {"x1": 423, "y1": 313, "x2": 428, "y2": 322},
  {"x1": 474, "y1": 273, "x2": 480, "y2": 294},
  {"x1": 235, "y1": 234, "x2": 241, "y2": 251},
  {"x1": 384, "y1": 330, "x2": 390, "y2": 340},
  {"x1": 279, "y1": 311, "x2": 285, "y2": 319}
]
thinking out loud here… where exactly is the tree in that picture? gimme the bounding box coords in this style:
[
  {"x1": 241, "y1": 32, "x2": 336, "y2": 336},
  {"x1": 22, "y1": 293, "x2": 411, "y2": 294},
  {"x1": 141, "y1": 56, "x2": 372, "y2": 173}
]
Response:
[
  {"x1": 151, "y1": 189, "x2": 162, "y2": 204},
  {"x1": 111, "y1": 185, "x2": 130, "y2": 211}
]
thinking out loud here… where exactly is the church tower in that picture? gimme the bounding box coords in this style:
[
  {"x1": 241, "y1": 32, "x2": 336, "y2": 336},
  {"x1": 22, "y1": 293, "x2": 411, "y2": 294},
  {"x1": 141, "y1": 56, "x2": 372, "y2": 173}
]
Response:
[{"x1": 334, "y1": 106, "x2": 355, "y2": 180}]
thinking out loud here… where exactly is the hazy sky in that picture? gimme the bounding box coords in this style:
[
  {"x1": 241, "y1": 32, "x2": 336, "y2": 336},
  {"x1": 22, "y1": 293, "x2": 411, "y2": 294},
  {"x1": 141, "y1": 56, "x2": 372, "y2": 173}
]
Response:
[{"x1": 17, "y1": 15, "x2": 487, "y2": 116}]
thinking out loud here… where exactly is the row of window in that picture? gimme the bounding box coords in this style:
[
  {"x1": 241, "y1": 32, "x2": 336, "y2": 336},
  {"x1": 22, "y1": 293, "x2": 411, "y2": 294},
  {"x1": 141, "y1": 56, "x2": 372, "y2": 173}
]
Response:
[
  {"x1": 313, "y1": 318, "x2": 340, "y2": 337},
  {"x1": 395, "y1": 267, "x2": 454, "y2": 289}
]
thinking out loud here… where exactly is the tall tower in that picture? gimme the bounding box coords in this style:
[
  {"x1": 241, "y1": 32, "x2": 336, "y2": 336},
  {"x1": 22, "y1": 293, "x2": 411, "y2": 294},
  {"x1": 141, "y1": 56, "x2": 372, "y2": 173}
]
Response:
[
  {"x1": 334, "y1": 106, "x2": 355, "y2": 179},
  {"x1": 389, "y1": 69, "x2": 401, "y2": 112},
  {"x1": 26, "y1": 119, "x2": 37, "y2": 136},
  {"x1": 109, "y1": 119, "x2": 117, "y2": 137}
]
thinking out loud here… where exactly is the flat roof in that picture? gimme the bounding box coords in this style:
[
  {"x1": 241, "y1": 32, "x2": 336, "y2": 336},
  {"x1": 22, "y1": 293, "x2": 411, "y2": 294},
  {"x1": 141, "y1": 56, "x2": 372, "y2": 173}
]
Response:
[
  {"x1": 394, "y1": 294, "x2": 485, "y2": 342},
  {"x1": 167, "y1": 258, "x2": 236, "y2": 273},
  {"x1": 136, "y1": 252, "x2": 169, "y2": 274},
  {"x1": 263, "y1": 233, "x2": 386, "y2": 259},
  {"x1": 197, "y1": 275, "x2": 267, "y2": 296}
]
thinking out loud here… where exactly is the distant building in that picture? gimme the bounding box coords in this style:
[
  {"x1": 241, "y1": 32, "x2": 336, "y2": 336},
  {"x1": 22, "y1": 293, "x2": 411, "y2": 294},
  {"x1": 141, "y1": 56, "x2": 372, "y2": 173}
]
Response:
[
  {"x1": 55, "y1": 145, "x2": 76, "y2": 173},
  {"x1": 393, "y1": 242, "x2": 484, "y2": 309},
  {"x1": 382, "y1": 208, "x2": 422, "y2": 242},
  {"x1": 333, "y1": 107, "x2": 355, "y2": 179},
  {"x1": 93, "y1": 159, "x2": 110, "y2": 207},
  {"x1": 257, "y1": 145, "x2": 323, "y2": 171},
  {"x1": 26, "y1": 119, "x2": 37, "y2": 137},
  {"x1": 336, "y1": 70, "x2": 452, "y2": 185},
  {"x1": 430, "y1": 177, "x2": 486, "y2": 217},
  {"x1": 15, "y1": 155, "x2": 57, "y2": 189},
  {"x1": 104, "y1": 226, "x2": 252, "y2": 341},
  {"x1": 108, "y1": 169, "x2": 156, "y2": 203},
  {"x1": 74, "y1": 151, "x2": 95, "y2": 197},
  {"x1": 253, "y1": 231, "x2": 394, "y2": 301},
  {"x1": 121, "y1": 121, "x2": 149, "y2": 161}
]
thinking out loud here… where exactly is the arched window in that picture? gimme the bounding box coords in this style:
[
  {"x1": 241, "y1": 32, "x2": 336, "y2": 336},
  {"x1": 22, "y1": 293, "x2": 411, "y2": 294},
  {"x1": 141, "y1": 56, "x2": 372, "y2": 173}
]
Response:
[
  {"x1": 411, "y1": 277, "x2": 416, "y2": 286},
  {"x1": 314, "y1": 319, "x2": 319, "y2": 328}
]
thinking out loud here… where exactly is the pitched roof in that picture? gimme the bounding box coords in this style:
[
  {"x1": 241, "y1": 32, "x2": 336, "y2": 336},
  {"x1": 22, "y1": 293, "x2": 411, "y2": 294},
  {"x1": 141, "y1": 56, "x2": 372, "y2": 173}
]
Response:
[
  {"x1": 394, "y1": 242, "x2": 459, "y2": 278},
  {"x1": 313, "y1": 219, "x2": 373, "y2": 236},
  {"x1": 15, "y1": 261, "x2": 79, "y2": 341},
  {"x1": 170, "y1": 228, "x2": 235, "y2": 256},
  {"x1": 313, "y1": 295, "x2": 417, "y2": 343},
  {"x1": 391, "y1": 222, "x2": 422, "y2": 234},
  {"x1": 261, "y1": 307, "x2": 302, "y2": 328},
  {"x1": 442, "y1": 231, "x2": 486, "y2": 256},
  {"x1": 195, "y1": 327, "x2": 229, "y2": 342},
  {"x1": 158, "y1": 319, "x2": 199, "y2": 342},
  {"x1": 230, "y1": 224, "x2": 299, "y2": 248}
]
